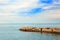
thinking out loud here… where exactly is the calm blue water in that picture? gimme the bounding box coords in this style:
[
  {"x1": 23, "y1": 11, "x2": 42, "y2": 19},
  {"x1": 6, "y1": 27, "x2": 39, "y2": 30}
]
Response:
[{"x1": 0, "y1": 23, "x2": 60, "y2": 40}]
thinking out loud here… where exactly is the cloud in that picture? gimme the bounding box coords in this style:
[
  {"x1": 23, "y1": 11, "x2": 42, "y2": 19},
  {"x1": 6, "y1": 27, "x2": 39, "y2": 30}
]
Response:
[
  {"x1": 0, "y1": 9, "x2": 60, "y2": 23},
  {"x1": 0, "y1": 0, "x2": 60, "y2": 15},
  {"x1": 36, "y1": 9, "x2": 60, "y2": 23},
  {"x1": 0, "y1": 0, "x2": 39, "y2": 15},
  {"x1": 0, "y1": 0, "x2": 60, "y2": 23}
]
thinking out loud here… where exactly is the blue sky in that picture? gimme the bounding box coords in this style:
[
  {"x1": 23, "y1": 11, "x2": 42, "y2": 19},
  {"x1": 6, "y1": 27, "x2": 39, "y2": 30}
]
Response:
[{"x1": 0, "y1": 0, "x2": 60, "y2": 23}]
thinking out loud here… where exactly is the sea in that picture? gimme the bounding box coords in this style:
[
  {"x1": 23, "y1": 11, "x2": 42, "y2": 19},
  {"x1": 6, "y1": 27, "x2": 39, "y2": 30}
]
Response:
[{"x1": 0, "y1": 23, "x2": 60, "y2": 40}]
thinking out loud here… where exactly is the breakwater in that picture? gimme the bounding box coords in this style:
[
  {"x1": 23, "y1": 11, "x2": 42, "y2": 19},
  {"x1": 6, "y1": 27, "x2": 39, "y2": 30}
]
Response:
[{"x1": 19, "y1": 27, "x2": 60, "y2": 33}]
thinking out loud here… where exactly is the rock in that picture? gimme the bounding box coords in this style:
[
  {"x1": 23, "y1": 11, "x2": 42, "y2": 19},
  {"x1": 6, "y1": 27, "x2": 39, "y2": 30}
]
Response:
[{"x1": 19, "y1": 27, "x2": 60, "y2": 33}]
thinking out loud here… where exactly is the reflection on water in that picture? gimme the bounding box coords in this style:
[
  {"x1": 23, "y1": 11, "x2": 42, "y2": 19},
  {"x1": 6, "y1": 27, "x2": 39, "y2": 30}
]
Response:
[{"x1": 0, "y1": 23, "x2": 60, "y2": 40}]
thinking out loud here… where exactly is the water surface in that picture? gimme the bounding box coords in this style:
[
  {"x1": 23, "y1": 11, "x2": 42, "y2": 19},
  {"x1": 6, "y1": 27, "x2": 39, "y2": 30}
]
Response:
[{"x1": 0, "y1": 23, "x2": 60, "y2": 40}]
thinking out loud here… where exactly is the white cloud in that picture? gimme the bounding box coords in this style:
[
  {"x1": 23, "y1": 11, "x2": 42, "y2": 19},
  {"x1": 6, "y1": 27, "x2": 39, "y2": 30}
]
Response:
[
  {"x1": 36, "y1": 9, "x2": 60, "y2": 23},
  {"x1": 0, "y1": 0, "x2": 40, "y2": 14},
  {"x1": 0, "y1": 0, "x2": 60, "y2": 14},
  {"x1": 0, "y1": 0, "x2": 9, "y2": 3},
  {"x1": 0, "y1": 0, "x2": 60, "y2": 23},
  {"x1": 53, "y1": 0, "x2": 60, "y2": 4},
  {"x1": 0, "y1": 9, "x2": 60, "y2": 23}
]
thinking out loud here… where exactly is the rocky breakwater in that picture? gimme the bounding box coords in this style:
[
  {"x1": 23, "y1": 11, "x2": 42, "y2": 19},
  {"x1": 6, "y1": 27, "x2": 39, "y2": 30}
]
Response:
[{"x1": 19, "y1": 27, "x2": 60, "y2": 33}]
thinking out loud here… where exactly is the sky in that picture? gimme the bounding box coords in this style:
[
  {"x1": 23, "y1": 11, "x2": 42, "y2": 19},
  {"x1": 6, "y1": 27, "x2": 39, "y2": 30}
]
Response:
[{"x1": 0, "y1": 0, "x2": 60, "y2": 23}]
